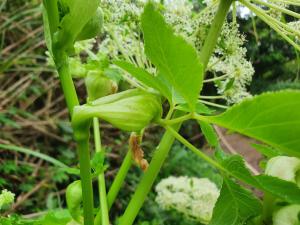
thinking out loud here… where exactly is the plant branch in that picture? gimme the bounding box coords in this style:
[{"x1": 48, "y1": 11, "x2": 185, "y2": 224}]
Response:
[
  {"x1": 95, "y1": 149, "x2": 133, "y2": 225},
  {"x1": 93, "y1": 118, "x2": 109, "y2": 225},
  {"x1": 118, "y1": 112, "x2": 183, "y2": 225},
  {"x1": 76, "y1": 133, "x2": 94, "y2": 225},
  {"x1": 199, "y1": 0, "x2": 234, "y2": 71},
  {"x1": 54, "y1": 52, "x2": 79, "y2": 116}
]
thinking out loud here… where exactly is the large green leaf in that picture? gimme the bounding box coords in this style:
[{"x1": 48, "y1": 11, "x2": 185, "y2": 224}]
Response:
[
  {"x1": 141, "y1": 3, "x2": 203, "y2": 111},
  {"x1": 209, "y1": 178, "x2": 262, "y2": 225},
  {"x1": 221, "y1": 155, "x2": 300, "y2": 204},
  {"x1": 205, "y1": 91, "x2": 300, "y2": 157}
]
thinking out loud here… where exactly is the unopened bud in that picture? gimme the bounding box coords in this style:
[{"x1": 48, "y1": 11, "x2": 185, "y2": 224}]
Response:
[
  {"x1": 265, "y1": 156, "x2": 300, "y2": 186},
  {"x1": 85, "y1": 71, "x2": 118, "y2": 101},
  {"x1": 72, "y1": 89, "x2": 162, "y2": 132}
]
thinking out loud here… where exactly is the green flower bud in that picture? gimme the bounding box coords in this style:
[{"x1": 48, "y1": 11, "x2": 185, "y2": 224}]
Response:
[
  {"x1": 85, "y1": 71, "x2": 118, "y2": 101},
  {"x1": 273, "y1": 204, "x2": 300, "y2": 225},
  {"x1": 66, "y1": 180, "x2": 83, "y2": 223},
  {"x1": 265, "y1": 156, "x2": 300, "y2": 186},
  {"x1": 76, "y1": 7, "x2": 103, "y2": 41},
  {"x1": 72, "y1": 89, "x2": 162, "y2": 132}
]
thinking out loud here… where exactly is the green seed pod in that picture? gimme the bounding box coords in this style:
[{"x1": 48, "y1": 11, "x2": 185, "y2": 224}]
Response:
[
  {"x1": 76, "y1": 7, "x2": 103, "y2": 41},
  {"x1": 72, "y1": 89, "x2": 162, "y2": 132},
  {"x1": 273, "y1": 204, "x2": 300, "y2": 225},
  {"x1": 85, "y1": 71, "x2": 118, "y2": 101},
  {"x1": 66, "y1": 180, "x2": 83, "y2": 223},
  {"x1": 265, "y1": 156, "x2": 300, "y2": 186}
]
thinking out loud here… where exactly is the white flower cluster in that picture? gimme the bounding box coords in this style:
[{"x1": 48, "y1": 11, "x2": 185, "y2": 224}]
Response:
[
  {"x1": 0, "y1": 189, "x2": 15, "y2": 210},
  {"x1": 155, "y1": 176, "x2": 220, "y2": 224},
  {"x1": 186, "y1": 2, "x2": 254, "y2": 103},
  {"x1": 97, "y1": 0, "x2": 254, "y2": 103},
  {"x1": 288, "y1": 21, "x2": 300, "y2": 43},
  {"x1": 267, "y1": 0, "x2": 287, "y2": 20},
  {"x1": 288, "y1": 21, "x2": 300, "y2": 32}
]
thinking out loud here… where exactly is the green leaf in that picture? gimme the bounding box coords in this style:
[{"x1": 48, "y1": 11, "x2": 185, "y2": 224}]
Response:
[
  {"x1": 221, "y1": 155, "x2": 300, "y2": 204},
  {"x1": 221, "y1": 155, "x2": 259, "y2": 187},
  {"x1": 205, "y1": 91, "x2": 300, "y2": 157},
  {"x1": 55, "y1": 0, "x2": 100, "y2": 50},
  {"x1": 141, "y1": 3, "x2": 203, "y2": 111},
  {"x1": 198, "y1": 121, "x2": 219, "y2": 147},
  {"x1": 115, "y1": 60, "x2": 172, "y2": 102},
  {"x1": 209, "y1": 178, "x2": 262, "y2": 225},
  {"x1": 0, "y1": 143, "x2": 69, "y2": 169},
  {"x1": 90, "y1": 151, "x2": 106, "y2": 177},
  {"x1": 251, "y1": 143, "x2": 281, "y2": 158},
  {"x1": 255, "y1": 175, "x2": 300, "y2": 204},
  {"x1": 42, "y1": 4, "x2": 52, "y2": 55},
  {"x1": 176, "y1": 101, "x2": 214, "y2": 115}
]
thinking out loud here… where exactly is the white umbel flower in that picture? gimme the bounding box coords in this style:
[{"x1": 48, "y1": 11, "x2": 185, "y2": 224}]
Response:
[
  {"x1": 155, "y1": 176, "x2": 220, "y2": 224},
  {"x1": 94, "y1": 0, "x2": 254, "y2": 104}
]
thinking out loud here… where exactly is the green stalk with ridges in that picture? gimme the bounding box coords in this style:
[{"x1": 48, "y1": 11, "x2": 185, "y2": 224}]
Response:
[{"x1": 118, "y1": 0, "x2": 233, "y2": 224}]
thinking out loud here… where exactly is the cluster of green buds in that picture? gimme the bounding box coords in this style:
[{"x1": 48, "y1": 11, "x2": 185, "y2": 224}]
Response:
[
  {"x1": 265, "y1": 156, "x2": 300, "y2": 225},
  {"x1": 72, "y1": 89, "x2": 162, "y2": 139}
]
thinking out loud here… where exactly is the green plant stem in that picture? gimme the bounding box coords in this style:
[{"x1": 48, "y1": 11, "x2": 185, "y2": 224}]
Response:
[
  {"x1": 199, "y1": 0, "x2": 233, "y2": 71},
  {"x1": 95, "y1": 149, "x2": 133, "y2": 225},
  {"x1": 119, "y1": 118, "x2": 182, "y2": 225},
  {"x1": 54, "y1": 52, "x2": 79, "y2": 116},
  {"x1": 118, "y1": 1, "x2": 232, "y2": 224},
  {"x1": 158, "y1": 113, "x2": 192, "y2": 126},
  {"x1": 54, "y1": 50, "x2": 94, "y2": 225},
  {"x1": 77, "y1": 137, "x2": 95, "y2": 225},
  {"x1": 107, "y1": 149, "x2": 132, "y2": 208},
  {"x1": 165, "y1": 126, "x2": 224, "y2": 171},
  {"x1": 93, "y1": 118, "x2": 110, "y2": 225},
  {"x1": 200, "y1": 100, "x2": 228, "y2": 109},
  {"x1": 251, "y1": 0, "x2": 300, "y2": 19}
]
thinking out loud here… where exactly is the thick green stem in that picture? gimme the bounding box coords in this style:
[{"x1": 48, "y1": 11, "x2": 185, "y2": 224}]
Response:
[
  {"x1": 118, "y1": 1, "x2": 232, "y2": 224},
  {"x1": 95, "y1": 150, "x2": 133, "y2": 225},
  {"x1": 93, "y1": 118, "x2": 110, "y2": 225},
  {"x1": 54, "y1": 52, "x2": 79, "y2": 116},
  {"x1": 118, "y1": 122, "x2": 182, "y2": 225},
  {"x1": 199, "y1": 0, "x2": 234, "y2": 71},
  {"x1": 77, "y1": 136, "x2": 95, "y2": 225},
  {"x1": 54, "y1": 51, "x2": 93, "y2": 225}
]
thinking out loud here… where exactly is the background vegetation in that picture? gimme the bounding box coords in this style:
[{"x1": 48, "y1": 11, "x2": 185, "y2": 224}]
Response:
[{"x1": 0, "y1": 0, "x2": 299, "y2": 224}]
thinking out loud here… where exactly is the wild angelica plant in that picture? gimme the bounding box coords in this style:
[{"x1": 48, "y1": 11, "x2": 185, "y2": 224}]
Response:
[{"x1": 39, "y1": 0, "x2": 300, "y2": 225}]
